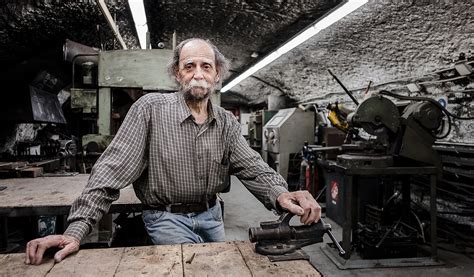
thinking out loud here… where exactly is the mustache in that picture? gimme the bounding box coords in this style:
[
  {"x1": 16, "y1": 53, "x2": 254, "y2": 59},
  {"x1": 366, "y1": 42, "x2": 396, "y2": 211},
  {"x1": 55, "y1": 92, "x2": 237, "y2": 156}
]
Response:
[
  {"x1": 182, "y1": 79, "x2": 212, "y2": 91},
  {"x1": 180, "y1": 79, "x2": 215, "y2": 101}
]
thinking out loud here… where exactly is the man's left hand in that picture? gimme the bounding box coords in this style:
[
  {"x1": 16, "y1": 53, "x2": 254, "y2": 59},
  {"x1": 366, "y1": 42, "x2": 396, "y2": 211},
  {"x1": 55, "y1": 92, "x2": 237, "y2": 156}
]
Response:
[{"x1": 276, "y1": 191, "x2": 321, "y2": 225}]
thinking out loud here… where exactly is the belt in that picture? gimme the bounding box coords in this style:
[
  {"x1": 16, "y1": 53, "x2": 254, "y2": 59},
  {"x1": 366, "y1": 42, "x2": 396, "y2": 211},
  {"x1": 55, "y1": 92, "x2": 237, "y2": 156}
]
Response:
[{"x1": 142, "y1": 195, "x2": 217, "y2": 213}]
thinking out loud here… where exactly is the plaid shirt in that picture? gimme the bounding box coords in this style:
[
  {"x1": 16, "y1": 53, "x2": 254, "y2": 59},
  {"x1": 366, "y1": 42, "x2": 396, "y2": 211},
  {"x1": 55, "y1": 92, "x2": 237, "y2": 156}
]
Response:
[{"x1": 65, "y1": 92, "x2": 288, "y2": 242}]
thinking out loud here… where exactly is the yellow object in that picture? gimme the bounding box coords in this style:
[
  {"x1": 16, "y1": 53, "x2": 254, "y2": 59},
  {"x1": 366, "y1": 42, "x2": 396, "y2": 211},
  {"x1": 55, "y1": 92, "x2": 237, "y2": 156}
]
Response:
[{"x1": 327, "y1": 104, "x2": 349, "y2": 132}]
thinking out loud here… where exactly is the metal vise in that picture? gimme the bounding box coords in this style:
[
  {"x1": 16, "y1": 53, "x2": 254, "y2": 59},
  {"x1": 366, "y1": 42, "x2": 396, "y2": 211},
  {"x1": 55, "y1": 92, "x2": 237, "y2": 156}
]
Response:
[{"x1": 249, "y1": 213, "x2": 345, "y2": 261}]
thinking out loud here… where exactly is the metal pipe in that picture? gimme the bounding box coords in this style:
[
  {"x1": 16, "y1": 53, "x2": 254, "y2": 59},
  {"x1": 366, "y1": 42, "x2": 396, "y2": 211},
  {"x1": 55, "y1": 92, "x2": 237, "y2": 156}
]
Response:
[
  {"x1": 63, "y1": 39, "x2": 99, "y2": 64},
  {"x1": 96, "y1": 0, "x2": 128, "y2": 49},
  {"x1": 146, "y1": 31, "x2": 151, "y2": 49},
  {"x1": 172, "y1": 31, "x2": 177, "y2": 50}
]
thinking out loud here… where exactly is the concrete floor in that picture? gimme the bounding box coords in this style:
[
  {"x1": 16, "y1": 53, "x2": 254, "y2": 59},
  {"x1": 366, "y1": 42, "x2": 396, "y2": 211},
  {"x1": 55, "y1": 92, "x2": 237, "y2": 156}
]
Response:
[{"x1": 221, "y1": 176, "x2": 474, "y2": 277}]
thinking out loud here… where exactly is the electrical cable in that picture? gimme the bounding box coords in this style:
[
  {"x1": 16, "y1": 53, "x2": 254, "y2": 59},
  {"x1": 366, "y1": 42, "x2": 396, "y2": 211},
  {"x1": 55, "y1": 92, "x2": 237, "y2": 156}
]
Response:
[
  {"x1": 358, "y1": 60, "x2": 474, "y2": 91},
  {"x1": 379, "y1": 90, "x2": 474, "y2": 120},
  {"x1": 411, "y1": 211, "x2": 426, "y2": 243},
  {"x1": 435, "y1": 112, "x2": 452, "y2": 139},
  {"x1": 418, "y1": 75, "x2": 470, "y2": 85},
  {"x1": 386, "y1": 191, "x2": 401, "y2": 205},
  {"x1": 298, "y1": 60, "x2": 474, "y2": 105}
]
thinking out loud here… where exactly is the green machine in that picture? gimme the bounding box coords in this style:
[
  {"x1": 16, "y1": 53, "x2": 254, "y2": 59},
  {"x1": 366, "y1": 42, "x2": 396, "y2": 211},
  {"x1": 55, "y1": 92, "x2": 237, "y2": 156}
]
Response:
[
  {"x1": 65, "y1": 40, "x2": 177, "y2": 162},
  {"x1": 95, "y1": 49, "x2": 176, "y2": 133}
]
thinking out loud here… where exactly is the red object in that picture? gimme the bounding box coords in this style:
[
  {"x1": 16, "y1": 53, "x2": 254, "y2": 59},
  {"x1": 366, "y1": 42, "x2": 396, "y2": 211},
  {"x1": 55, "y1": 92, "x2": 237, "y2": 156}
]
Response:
[
  {"x1": 305, "y1": 165, "x2": 319, "y2": 194},
  {"x1": 313, "y1": 166, "x2": 319, "y2": 193},
  {"x1": 306, "y1": 166, "x2": 311, "y2": 191}
]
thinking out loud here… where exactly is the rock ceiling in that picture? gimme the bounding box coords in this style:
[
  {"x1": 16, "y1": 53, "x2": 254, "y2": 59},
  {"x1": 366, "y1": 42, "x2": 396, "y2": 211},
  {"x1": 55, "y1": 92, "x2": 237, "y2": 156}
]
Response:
[{"x1": 0, "y1": 0, "x2": 342, "y2": 103}]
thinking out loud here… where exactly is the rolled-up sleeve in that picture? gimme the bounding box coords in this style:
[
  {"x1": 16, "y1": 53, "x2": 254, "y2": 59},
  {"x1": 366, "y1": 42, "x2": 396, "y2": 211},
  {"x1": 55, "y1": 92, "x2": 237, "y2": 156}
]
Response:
[{"x1": 64, "y1": 100, "x2": 150, "y2": 242}]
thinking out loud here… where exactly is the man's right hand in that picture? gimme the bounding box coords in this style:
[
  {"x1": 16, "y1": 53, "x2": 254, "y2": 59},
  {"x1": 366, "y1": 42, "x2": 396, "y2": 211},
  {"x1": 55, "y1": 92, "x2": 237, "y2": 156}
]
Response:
[{"x1": 25, "y1": 235, "x2": 79, "y2": 265}]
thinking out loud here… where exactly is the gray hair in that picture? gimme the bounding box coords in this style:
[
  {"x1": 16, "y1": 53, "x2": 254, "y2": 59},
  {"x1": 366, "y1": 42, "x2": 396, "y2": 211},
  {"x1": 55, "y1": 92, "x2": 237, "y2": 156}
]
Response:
[{"x1": 167, "y1": 38, "x2": 231, "y2": 87}]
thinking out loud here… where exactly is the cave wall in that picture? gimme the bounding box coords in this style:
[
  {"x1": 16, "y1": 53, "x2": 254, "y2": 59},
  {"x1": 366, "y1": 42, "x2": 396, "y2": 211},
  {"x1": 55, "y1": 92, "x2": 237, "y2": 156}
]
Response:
[{"x1": 233, "y1": 0, "x2": 474, "y2": 143}]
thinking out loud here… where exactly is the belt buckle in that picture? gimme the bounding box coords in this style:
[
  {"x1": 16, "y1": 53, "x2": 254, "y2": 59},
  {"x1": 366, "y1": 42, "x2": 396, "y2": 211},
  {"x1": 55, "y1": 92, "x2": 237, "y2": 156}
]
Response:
[{"x1": 166, "y1": 203, "x2": 182, "y2": 213}]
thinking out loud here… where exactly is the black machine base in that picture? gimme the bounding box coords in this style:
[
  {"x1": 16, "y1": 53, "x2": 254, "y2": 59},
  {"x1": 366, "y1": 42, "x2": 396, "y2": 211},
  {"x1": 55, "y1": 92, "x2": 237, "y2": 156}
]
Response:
[
  {"x1": 0, "y1": 243, "x2": 20, "y2": 254},
  {"x1": 321, "y1": 244, "x2": 444, "y2": 269},
  {"x1": 263, "y1": 249, "x2": 310, "y2": 262}
]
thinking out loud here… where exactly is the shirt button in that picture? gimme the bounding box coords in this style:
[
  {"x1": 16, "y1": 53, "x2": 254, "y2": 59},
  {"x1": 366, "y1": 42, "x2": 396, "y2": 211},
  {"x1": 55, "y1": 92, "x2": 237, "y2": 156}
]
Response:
[
  {"x1": 197, "y1": 154, "x2": 202, "y2": 159},
  {"x1": 199, "y1": 175, "x2": 204, "y2": 180}
]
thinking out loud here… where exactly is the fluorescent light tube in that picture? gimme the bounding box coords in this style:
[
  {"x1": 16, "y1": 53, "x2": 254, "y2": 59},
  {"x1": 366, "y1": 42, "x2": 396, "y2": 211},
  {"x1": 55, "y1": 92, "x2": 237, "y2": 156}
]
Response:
[
  {"x1": 128, "y1": 0, "x2": 148, "y2": 49},
  {"x1": 221, "y1": 0, "x2": 367, "y2": 92}
]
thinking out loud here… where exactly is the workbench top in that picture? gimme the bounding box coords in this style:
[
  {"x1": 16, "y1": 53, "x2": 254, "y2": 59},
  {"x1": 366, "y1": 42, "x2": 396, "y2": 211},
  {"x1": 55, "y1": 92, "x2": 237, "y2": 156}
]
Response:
[
  {"x1": 0, "y1": 174, "x2": 140, "y2": 217},
  {"x1": 0, "y1": 242, "x2": 321, "y2": 276}
]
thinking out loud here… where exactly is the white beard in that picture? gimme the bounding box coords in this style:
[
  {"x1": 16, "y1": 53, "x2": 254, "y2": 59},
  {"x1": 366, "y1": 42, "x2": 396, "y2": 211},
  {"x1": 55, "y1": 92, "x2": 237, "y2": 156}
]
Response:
[{"x1": 180, "y1": 79, "x2": 216, "y2": 101}]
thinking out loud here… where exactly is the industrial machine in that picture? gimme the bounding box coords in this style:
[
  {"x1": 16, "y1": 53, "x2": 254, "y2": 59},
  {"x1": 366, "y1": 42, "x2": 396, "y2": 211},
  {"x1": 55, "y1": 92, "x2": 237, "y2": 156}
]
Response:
[
  {"x1": 64, "y1": 39, "x2": 177, "y2": 170},
  {"x1": 283, "y1": 69, "x2": 462, "y2": 268},
  {"x1": 312, "y1": 89, "x2": 449, "y2": 268},
  {"x1": 263, "y1": 108, "x2": 314, "y2": 187},
  {"x1": 248, "y1": 110, "x2": 277, "y2": 161},
  {"x1": 343, "y1": 93, "x2": 444, "y2": 168}
]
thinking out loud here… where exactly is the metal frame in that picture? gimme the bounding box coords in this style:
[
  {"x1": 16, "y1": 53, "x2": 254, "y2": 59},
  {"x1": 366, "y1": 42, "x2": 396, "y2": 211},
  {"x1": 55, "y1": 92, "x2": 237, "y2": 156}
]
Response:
[{"x1": 320, "y1": 163, "x2": 442, "y2": 269}]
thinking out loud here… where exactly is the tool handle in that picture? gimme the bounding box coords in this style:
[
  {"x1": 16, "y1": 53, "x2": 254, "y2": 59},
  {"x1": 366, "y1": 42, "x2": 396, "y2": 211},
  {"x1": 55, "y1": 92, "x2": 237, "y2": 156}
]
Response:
[
  {"x1": 327, "y1": 69, "x2": 359, "y2": 105},
  {"x1": 326, "y1": 229, "x2": 346, "y2": 256}
]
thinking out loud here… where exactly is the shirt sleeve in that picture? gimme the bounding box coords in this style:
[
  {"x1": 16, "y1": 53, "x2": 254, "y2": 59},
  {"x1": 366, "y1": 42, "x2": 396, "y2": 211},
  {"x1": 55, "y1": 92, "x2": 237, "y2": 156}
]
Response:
[
  {"x1": 228, "y1": 120, "x2": 288, "y2": 211},
  {"x1": 64, "y1": 100, "x2": 150, "y2": 242}
]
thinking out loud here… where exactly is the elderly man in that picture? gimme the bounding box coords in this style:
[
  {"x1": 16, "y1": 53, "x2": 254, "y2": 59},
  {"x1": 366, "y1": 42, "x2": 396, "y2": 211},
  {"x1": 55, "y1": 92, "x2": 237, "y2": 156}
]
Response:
[{"x1": 25, "y1": 38, "x2": 321, "y2": 265}]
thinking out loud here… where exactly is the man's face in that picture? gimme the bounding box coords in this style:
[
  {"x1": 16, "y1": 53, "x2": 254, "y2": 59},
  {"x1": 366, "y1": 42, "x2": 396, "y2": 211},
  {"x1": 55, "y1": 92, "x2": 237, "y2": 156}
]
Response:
[{"x1": 175, "y1": 40, "x2": 219, "y2": 101}]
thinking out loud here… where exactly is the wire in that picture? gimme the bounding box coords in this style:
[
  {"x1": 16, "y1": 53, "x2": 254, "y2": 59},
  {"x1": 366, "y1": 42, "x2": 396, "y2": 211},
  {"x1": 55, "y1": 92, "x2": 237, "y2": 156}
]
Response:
[
  {"x1": 435, "y1": 111, "x2": 452, "y2": 139},
  {"x1": 418, "y1": 75, "x2": 470, "y2": 85},
  {"x1": 411, "y1": 211, "x2": 426, "y2": 243},
  {"x1": 359, "y1": 61, "x2": 474, "y2": 90},
  {"x1": 298, "y1": 61, "x2": 474, "y2": 105},
  {"x1": 379, "y1": 90, "x2": 474, "y2": 120},
  {"x1": 384, "y1": 191, "x2": 401, "y2": 208}
]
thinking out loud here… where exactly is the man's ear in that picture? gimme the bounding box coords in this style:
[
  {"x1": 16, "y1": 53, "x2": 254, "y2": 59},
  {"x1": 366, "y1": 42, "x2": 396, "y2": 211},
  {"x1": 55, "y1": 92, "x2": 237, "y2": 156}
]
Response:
[{"x1": 174, "y1": 68, "x2": 181, "y2": 82}]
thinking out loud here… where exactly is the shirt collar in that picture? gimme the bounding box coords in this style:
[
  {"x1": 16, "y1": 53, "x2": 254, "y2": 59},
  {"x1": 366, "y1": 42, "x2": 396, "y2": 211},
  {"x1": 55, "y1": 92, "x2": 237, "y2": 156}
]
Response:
[{"x1": 176, "y1": 92, "x2": 218, "y2": 126}]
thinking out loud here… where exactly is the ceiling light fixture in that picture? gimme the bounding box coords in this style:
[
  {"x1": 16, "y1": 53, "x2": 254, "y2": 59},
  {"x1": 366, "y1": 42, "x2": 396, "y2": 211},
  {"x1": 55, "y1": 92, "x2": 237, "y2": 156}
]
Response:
[
  {"x1": 128, "y1": 0, "x2": 149, "y2": 49},
  {"x1": 220, "y1": 0, "x2": 368, "y2": 92}
]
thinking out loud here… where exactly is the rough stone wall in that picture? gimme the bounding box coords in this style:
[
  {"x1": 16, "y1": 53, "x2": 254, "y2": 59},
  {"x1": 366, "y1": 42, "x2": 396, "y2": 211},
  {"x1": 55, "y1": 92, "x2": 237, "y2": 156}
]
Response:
[
  {"x1": 0, "y1": 0, "x2": 139, "y2": 69},
  {"x1": 0, "y1": 0, "x2": 139, "y2": 155},
  {"x1": 233, "y1": 0, "x2": 474, "y2": 143},
  {"x1": 145, "y1": 0, "x2": 343, "y2": 75}
]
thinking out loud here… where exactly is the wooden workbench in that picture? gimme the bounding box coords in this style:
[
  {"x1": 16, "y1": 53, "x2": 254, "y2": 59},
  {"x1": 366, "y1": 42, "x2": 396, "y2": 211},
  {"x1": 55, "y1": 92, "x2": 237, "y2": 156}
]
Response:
[
  {"x1": 0, "y1": 174, "x2": 141, "y2": 217},
  {"x1": 0, "y1": 242, "x2": 321, "y2": 276}
]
